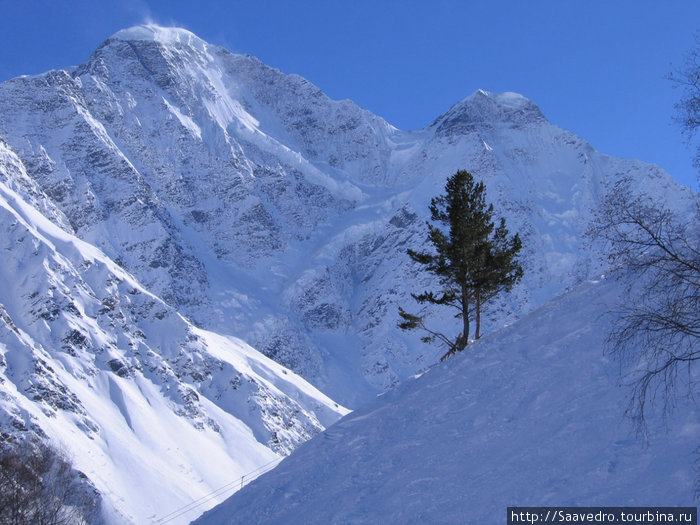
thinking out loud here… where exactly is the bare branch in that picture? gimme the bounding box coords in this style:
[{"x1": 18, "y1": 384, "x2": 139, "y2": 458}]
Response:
[{"x1": 588, "y1": 178, "x2": 699, "y2": 435}]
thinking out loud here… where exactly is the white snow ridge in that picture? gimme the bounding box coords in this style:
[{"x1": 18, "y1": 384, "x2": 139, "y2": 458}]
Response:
[{"x1": 0, "y1": 24, "x2": 696, "y2": 524}]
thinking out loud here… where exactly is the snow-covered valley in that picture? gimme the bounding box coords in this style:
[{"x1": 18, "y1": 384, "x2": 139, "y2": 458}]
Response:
[{"x1": 0, "y1": 24, "x2": 696, "y2": 523}]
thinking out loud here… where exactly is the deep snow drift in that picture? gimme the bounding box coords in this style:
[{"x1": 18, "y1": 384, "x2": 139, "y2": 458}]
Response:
[{"x1": 195, "y1": 278, "x2": 699, "y2": 524}]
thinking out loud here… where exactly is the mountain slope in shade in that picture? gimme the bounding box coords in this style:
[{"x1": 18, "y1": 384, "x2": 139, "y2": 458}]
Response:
[
  {"x1": 0, "y1": 140, "x2": 347, "y2": 524},
  {"x1": 1, "y1": 24, "x2": 695, "y2": 407},
  {"x1": 194, "y1": 278, "x2": 698, "y2": 524}
]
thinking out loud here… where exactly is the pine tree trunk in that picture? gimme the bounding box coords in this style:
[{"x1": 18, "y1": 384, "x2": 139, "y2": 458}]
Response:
[
  {"x1": 461, "y1": 283, "x2": 470, "y2": 349},
  {"x1": 475, "y1": 292, "x2": 481, "y2": 340}
]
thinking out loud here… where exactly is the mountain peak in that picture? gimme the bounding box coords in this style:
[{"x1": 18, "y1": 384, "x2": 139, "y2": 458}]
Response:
[
  {"x1": 431, "y1": 89, "x2": 546, "y2": 135},
  {"x1": 109, "y1": 24, "x2": 209, "y2": 53},
  {"x1": 472, "y1": 88, "x2": 533, "y2": 107}
]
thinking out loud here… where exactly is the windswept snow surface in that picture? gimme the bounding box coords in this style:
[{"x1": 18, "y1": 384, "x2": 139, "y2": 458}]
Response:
[
  {"x1": 111, "y1": 24, "x2": 210, "y2": 54},
  {"x1": 195, "y1": 278, "x2": 699, "y2": 525}
]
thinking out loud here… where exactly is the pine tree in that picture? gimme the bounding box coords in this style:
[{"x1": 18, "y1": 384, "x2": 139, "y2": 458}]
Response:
[
  {"x1": 399, "y1": 170, "x2": 523, "y2": 361},
  {"x1": 472, "y1": 217, "x2": 523, "y2": 339}
]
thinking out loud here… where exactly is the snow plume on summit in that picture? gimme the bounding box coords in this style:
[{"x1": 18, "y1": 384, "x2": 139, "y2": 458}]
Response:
[
  {"x1": 110, "y1": 24, "x2": 209, "y2": 51},
  {"x1": 0, "y1": 24, "x2": 697, "y2": 523}
]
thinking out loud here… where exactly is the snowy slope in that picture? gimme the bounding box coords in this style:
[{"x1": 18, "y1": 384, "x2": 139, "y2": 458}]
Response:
[
  {"x1": 0, "y1": 140, "x2": 347, "y2": 524},
  {"x1": 194, "y1": 277, "x2": 699, "y2": 525}
]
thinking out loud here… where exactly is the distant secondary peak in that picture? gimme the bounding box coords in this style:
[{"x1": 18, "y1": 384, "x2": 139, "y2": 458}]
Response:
[
  {"x1": 431, "y1": 89, "x2": 547, "y2": 136},
  {"x1": 109, "y1": 24, "x2": 209, "y2": 53}
]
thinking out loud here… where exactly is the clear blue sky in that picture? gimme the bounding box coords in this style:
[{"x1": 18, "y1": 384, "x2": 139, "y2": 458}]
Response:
[{"x1": 1, "y1": 0, "x2": 698, "y2": 189}]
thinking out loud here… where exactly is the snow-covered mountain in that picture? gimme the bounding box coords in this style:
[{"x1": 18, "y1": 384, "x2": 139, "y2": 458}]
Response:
[
  {"x1": 0, "y1": 23, "x2": 696, "y2": 523},
  {"x1": 1, "y1": 25, "x2": 693, "y2": 406},
  {"x1": 194, "y1": 278, "x2": 699, "y2": 525},
  {"x1": 0, "y1": 140, "x2": 347, "y2": 523}
]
